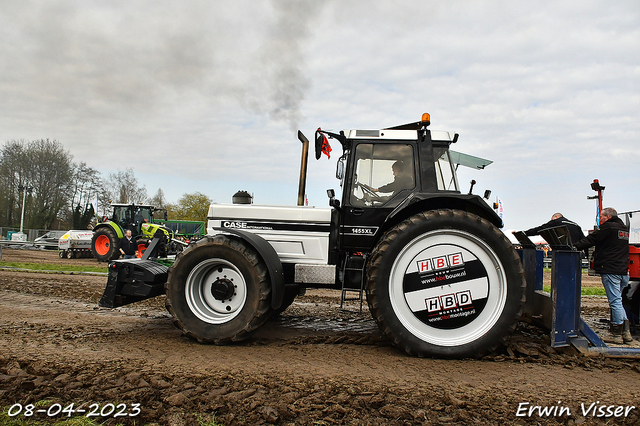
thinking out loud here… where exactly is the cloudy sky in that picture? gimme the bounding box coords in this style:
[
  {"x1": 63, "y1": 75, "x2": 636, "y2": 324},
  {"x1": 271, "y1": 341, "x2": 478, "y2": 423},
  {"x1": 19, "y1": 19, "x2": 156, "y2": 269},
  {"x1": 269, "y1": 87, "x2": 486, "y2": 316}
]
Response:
[{"x1": 1, "y1": 1, "x2": 639, "y2": 231}]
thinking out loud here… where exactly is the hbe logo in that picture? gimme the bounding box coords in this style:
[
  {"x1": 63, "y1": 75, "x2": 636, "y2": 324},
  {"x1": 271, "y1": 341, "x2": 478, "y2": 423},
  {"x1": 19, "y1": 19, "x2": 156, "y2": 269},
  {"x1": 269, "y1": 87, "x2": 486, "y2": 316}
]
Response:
[
  {"x1": 416, "y1": 252, "x2": 464, "y2": 274},
  {"x1": 425, "y1": 290, "x2": 473, "y2": 312}
]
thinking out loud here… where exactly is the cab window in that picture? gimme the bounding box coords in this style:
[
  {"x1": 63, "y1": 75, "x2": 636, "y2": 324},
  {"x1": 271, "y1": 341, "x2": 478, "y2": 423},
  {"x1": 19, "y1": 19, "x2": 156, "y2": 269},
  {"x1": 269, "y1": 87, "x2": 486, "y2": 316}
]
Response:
[
  {"x1": 350, "y1": 143, "x2": 415, "y2": 207},
  {"x1": 113, "y1": 206, "x2": 131, "y2": 225},
  {"x1": 434, "y1": 148, "x2": 459, "y2": 191}
]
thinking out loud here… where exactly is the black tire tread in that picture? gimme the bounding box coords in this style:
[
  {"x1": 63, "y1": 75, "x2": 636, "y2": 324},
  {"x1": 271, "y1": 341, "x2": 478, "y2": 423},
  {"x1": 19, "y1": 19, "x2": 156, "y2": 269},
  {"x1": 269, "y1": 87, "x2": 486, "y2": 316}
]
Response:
[
  {"x1": 366, "y1": 209, "x2": 525, "y2": 358},
  {"x1": 165, "y1": 235, "x2": 272, "y2": 344}
]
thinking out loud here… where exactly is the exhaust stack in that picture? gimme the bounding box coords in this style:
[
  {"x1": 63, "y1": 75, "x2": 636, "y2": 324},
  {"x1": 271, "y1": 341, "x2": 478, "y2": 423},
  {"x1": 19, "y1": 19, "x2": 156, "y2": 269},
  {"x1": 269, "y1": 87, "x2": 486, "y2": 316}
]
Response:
[{"x1": 297, "y1": 131, "x2": 309, "y2": 206}]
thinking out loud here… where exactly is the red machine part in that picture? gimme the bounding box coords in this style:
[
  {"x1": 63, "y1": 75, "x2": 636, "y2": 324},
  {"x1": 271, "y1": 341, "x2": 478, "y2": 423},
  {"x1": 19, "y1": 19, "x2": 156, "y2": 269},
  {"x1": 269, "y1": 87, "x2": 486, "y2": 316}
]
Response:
[{"x1": 629, "y1": 245, "x2": 640, "y2": 281}]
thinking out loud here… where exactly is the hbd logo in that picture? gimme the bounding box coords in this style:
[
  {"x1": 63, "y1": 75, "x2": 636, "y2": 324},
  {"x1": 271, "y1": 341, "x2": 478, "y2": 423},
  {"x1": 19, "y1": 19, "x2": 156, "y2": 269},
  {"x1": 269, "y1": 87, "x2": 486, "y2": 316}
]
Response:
[
  {"x1": 416, "y1": 252, "x2": 464, "y2": 274},
  {"x1": 425, "y1": 290, "x2": 473, "y2": 312}
]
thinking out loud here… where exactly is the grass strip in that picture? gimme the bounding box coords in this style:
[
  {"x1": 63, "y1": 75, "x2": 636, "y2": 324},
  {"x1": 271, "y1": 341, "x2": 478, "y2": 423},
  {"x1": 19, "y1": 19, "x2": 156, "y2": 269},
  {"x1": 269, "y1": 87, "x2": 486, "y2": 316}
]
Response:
[
  {"x1": 542, "y1": 284, "x2": 606, "y2": 296},
  {"x1": 0, "y1": 261, "x2": 107, "y2": 274}
]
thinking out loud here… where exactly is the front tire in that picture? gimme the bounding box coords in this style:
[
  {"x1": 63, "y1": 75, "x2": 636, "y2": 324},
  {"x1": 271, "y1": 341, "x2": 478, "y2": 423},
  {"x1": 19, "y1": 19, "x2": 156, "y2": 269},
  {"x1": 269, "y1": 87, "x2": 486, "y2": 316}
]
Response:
[
  {"x1": 367, "y1": 209, "x2": 525, "y2": 358},
  {"x1": 91, "y1": 227, "x2": 119, "y2": 262},
  {"x1": 165, "y1": 235, "x2": 272, "y2": 344}
]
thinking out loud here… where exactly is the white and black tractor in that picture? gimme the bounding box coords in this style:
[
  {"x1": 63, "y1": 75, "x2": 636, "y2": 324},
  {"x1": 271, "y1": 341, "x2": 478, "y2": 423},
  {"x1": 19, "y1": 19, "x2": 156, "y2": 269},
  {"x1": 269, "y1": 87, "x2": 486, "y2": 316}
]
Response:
[{"x1": 99, "y1": 113, "x2": 525, "y2": 358}]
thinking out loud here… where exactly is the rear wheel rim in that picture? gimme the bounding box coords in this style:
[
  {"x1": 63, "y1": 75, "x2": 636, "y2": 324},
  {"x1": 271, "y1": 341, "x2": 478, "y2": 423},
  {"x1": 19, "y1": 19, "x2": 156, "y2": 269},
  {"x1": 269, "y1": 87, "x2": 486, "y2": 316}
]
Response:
[
  {"x1": 184, "y1": 258, "x2": 248, "y2": 324},
  {"x1": 95, "y1": 234, "x2": 111, "y2": 256},
  {"x1": 389, "y1": 229, "x2": 507, "y2": 347}
]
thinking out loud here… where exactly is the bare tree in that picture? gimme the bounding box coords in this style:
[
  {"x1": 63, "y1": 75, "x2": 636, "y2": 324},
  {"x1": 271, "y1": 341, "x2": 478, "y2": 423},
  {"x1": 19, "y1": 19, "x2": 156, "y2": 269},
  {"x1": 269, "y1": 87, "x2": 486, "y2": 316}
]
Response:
[
  {"x1": 149, "y1": 188, "x2": 167, "y2": 210},
  {"x1": 62, "y1": 162, "x2": 104, "y2": 229},
  {"x1": 0, "y1": 139, "x2": 73, "y2": 229},
  {"x1": 24, "y1": 140, "x2": 74, "y2": 228},
  {"x1": 106, "y1": 168, "x2": 148, "y2": 205}
]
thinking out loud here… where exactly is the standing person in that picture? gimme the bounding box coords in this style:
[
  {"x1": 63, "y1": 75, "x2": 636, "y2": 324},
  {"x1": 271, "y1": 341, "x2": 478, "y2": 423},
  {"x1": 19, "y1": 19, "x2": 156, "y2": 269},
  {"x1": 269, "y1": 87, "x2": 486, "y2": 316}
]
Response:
[
  {"x1": 119, "y1": 229, "x2": 137, "y2": 259},
  {"x1": 523, "y1": 212, "x2": 585, "y2": 246},
  {"x1": 574, "y1": 207, "x2": 632, "y2": 344}
]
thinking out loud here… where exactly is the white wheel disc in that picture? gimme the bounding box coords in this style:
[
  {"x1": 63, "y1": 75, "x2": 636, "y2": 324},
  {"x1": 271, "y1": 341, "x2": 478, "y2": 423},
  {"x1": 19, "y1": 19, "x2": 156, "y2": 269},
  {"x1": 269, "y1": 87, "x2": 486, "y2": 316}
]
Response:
[
  {"x1": 185, "y1": 258, "x2": 248, "y2": 324},
  {"x1": 389, "y1": 229, "x2": 508, "y2": 347}
]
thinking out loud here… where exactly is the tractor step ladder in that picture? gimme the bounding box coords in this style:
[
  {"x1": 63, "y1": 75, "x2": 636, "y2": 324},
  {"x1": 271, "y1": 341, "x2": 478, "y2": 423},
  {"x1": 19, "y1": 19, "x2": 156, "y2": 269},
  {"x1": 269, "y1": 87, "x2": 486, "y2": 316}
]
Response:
[
  {"x1": 340, "y1": 254, "x2": 365, "y2": 313},
  {"x1": 516, "y1": 227, "x2": 640, "y2": 358}
]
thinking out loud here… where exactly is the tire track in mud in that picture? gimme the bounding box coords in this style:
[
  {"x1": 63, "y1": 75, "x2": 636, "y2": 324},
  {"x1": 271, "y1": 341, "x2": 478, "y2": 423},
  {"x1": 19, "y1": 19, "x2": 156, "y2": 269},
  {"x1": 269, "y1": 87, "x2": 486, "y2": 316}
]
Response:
[{"x1": 0, "y1": 288, "x2": 387, "y2": 355}]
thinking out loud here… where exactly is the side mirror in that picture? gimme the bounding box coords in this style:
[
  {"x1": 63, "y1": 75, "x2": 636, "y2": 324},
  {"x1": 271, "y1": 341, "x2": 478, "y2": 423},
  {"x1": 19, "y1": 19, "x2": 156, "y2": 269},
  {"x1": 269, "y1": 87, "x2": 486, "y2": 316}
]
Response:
[{"x1": 336, "y1": 155, "x2": 345, "y2": 180}]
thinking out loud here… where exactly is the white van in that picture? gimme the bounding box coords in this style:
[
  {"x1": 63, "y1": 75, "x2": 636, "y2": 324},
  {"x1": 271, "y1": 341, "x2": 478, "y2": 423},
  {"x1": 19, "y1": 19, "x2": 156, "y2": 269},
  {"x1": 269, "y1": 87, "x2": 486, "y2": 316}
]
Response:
[{"x1": 34, "y1": 230, "x2": 67, "y2": 249}]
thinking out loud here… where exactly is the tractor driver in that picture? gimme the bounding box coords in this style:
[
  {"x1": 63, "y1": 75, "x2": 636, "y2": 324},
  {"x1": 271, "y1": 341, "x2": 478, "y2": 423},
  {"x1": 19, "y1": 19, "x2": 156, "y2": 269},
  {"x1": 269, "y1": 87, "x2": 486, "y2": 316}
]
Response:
[{"x1": 368, "y1": 160, "x2": 413, "y2": 195}]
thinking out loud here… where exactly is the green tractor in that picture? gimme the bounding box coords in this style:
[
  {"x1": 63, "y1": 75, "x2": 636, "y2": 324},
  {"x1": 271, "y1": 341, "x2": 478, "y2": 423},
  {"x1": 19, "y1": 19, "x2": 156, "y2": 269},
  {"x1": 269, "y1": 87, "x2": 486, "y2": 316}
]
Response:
[{"x1": 91, "y1": 203, "x2": 176, "y2": 262}]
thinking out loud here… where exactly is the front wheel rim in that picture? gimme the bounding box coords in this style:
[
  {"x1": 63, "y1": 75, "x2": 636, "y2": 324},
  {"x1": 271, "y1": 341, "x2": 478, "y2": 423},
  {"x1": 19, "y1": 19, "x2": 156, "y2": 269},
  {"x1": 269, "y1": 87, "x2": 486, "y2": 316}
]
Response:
[
  {"x1": 185, "y1": 258, "x2": 248, "y2": 324},
  {"x1": 95, "y1": 234, "x2": 111, "y2": 256},
  {"x1": 389, "y1": 229, "x2": 508, "y2": 347}
]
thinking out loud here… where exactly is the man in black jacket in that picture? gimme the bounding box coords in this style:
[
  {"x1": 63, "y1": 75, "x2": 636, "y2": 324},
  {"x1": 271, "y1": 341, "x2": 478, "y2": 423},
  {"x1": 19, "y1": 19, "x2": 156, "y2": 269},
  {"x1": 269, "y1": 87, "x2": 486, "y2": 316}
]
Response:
[
  {"x1": 524, "y1": 212, "x2": 585, "y2": 246},
  {"x1": 119, "y1": 229, "x2": 137, "y2": 259},
  {"x1": 574, "y1": 207, "x2": 632, "y2": 344}
]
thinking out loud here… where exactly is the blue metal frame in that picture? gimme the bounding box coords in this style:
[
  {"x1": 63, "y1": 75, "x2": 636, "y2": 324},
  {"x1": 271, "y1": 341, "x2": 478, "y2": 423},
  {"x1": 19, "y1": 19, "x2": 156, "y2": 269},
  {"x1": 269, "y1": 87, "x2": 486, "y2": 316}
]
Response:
[
  {"x1": 518, "y1": 243, "x2": 640, "y2": 357},
  {"x1": 550, "y1": 250, "x2": 582, "y2": 347}
]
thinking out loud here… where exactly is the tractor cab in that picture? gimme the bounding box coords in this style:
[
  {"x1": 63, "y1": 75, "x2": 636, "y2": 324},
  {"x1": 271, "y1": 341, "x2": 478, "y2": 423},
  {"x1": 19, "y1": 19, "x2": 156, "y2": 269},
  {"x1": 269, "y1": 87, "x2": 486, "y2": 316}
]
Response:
[
  {"x1": 110, "y1": 204, "x2": 154, "y2": 236},
  {"x1": 319, "y1": 113, "x2": 499, "y2": 255}
]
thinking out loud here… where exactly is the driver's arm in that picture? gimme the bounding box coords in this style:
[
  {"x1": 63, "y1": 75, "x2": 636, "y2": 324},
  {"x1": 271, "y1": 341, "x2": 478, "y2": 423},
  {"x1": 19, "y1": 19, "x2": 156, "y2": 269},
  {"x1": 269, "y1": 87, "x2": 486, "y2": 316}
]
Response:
[{"x1": 362, "y1": 183, "x2": 377, "y2": 191}]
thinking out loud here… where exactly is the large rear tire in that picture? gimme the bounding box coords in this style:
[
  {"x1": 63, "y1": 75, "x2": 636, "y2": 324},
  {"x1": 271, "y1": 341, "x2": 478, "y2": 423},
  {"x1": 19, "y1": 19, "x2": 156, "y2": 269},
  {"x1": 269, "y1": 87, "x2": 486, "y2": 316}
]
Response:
[
  {"x1": 91, "y1": 227, "x2": 119, "y2": 262},
  {"x1": 165, "y1": 235, "x2": 272, "y2": 344},
  {"x1": 366, "y1": 209, "x2": 525, "y2": 358}
]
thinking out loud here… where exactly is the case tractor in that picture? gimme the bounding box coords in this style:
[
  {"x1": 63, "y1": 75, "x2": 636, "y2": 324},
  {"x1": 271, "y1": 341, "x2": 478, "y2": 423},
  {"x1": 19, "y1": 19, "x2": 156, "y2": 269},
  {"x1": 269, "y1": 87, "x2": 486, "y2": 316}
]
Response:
[
  {"x1": 91, "y1": 203, "x2": 182, "y2": 262},
  {"x1": 99, "y1": 113, "x2": 526, "y2": 358}
]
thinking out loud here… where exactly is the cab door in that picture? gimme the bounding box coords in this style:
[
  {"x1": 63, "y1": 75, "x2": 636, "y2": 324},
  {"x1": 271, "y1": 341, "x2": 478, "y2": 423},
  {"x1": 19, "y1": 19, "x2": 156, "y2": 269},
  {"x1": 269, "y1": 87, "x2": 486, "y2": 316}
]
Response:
[{"x1": 340, "y1": 142, "x2": 417, "y2": 252}]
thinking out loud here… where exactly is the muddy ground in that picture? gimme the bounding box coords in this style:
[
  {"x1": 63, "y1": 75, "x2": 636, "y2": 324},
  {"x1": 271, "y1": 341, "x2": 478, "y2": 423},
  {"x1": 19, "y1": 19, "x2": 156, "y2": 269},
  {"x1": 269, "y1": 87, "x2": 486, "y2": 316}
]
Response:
[{"x1": 1, "y1": 248, "x2": 640, "y2": 425}]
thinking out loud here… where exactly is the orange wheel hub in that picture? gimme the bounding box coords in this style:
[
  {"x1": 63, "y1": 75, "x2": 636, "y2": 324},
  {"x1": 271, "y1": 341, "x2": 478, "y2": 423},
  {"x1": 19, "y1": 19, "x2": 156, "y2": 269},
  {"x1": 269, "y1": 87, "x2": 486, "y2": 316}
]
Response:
[{"x1": 95, "y1": 235, "x2": 111, "y2": 256}]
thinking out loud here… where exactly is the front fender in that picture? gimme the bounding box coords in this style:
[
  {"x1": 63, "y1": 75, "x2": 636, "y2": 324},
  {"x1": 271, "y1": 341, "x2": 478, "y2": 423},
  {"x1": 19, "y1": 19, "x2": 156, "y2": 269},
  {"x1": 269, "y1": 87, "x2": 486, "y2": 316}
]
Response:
[
  {"x1": 385, "y1": 193, "x2": 503, "y2": 232},
  {"x1": 94, "y1": 222, "x2": 124, "y2": 239}
]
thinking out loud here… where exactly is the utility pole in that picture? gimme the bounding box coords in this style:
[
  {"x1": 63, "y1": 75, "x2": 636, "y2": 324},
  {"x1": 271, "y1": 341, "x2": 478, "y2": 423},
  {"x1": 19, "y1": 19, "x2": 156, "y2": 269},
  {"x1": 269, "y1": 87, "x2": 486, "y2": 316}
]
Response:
[{"x1": 18, "y1": 185, "x2": 33, "y2": 234}]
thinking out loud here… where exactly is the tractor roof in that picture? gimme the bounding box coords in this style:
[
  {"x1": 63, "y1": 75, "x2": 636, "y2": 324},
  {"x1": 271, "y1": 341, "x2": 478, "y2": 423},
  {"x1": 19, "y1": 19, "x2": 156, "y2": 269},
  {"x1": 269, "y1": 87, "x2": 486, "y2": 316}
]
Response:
[
  {"x1": 111, "y1": 203, "x2": 155, "y2": 208},
  {"x1": 344, "y1": 129, "x2": 458, "y2": 143}
]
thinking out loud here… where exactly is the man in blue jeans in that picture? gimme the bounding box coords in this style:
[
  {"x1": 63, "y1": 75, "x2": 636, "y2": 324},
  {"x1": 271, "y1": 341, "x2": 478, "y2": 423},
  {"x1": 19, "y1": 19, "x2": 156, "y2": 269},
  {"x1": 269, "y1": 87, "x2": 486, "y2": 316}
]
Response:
[{"x1": 575, "y1": 207, "x2": 632, "y2": 344}]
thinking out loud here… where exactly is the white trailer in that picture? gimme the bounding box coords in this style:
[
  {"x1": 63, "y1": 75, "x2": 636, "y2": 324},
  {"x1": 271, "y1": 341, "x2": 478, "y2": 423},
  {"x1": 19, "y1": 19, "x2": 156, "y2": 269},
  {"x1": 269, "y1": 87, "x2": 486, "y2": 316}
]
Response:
[{"x1": 58, "y1": 230, "x2": 94, "y2": 259}]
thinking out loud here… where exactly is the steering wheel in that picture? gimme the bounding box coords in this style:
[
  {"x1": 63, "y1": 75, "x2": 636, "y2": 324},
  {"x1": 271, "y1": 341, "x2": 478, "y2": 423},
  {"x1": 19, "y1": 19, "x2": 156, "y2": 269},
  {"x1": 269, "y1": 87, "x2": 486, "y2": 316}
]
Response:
[{"x1": 356, "y1": 182, "x2": 382, "y2": 200}]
